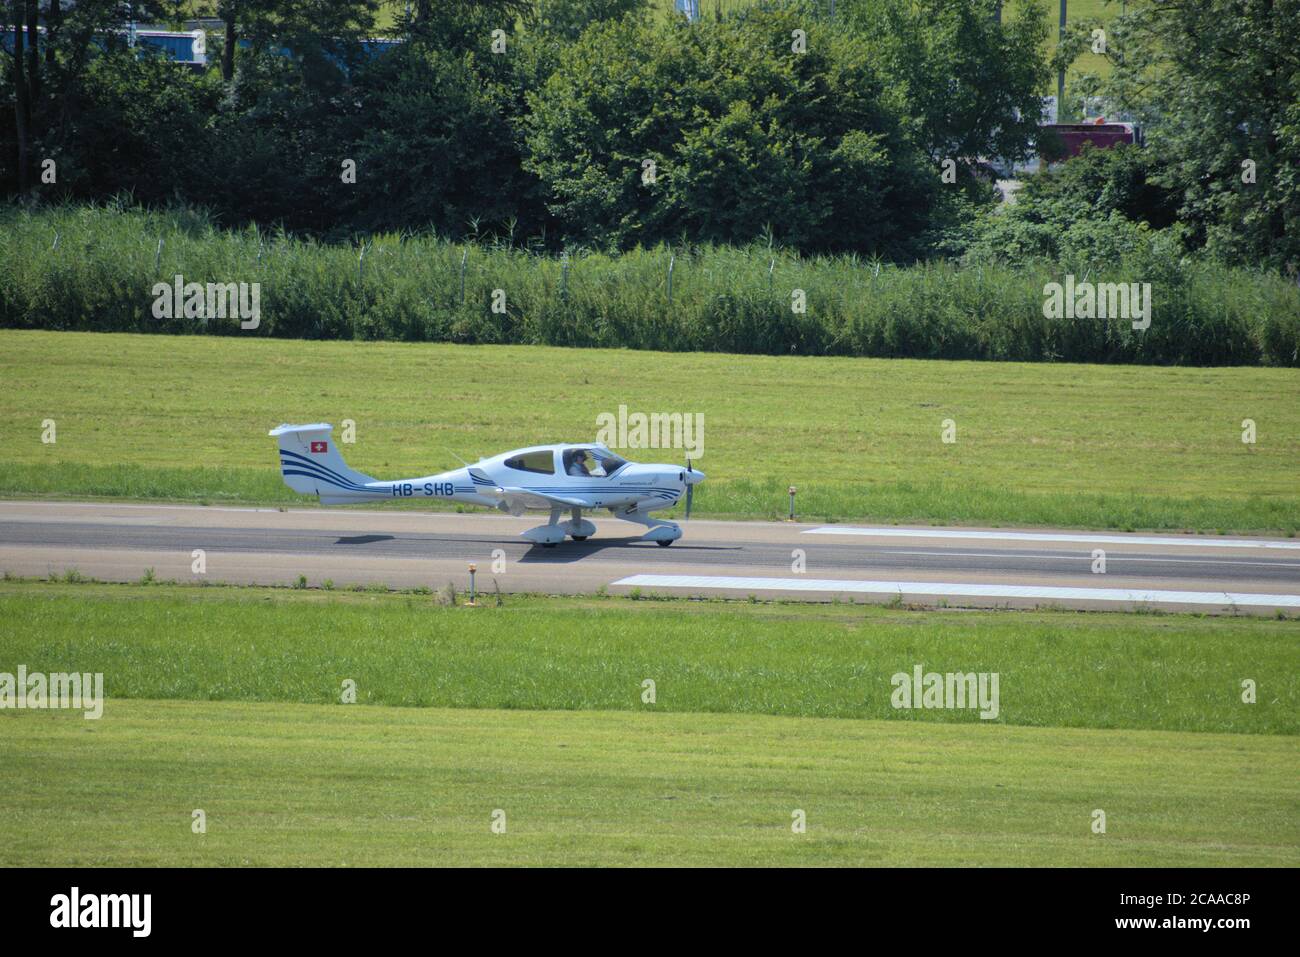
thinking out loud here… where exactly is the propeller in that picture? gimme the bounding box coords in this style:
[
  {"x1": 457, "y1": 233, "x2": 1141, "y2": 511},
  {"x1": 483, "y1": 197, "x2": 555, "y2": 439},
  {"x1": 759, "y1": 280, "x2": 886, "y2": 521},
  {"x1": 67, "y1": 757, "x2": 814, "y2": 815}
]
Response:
[{"x1": 684, "y1": 458, "x2": 695, "y2": 519}]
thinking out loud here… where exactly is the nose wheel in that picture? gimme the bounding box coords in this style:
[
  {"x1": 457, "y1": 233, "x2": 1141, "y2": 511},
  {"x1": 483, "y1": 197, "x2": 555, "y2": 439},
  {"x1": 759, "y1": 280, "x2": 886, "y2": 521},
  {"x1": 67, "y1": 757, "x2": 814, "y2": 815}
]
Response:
[{"x1": 656, "y1": 539, "x2": 672, "y2": 547}]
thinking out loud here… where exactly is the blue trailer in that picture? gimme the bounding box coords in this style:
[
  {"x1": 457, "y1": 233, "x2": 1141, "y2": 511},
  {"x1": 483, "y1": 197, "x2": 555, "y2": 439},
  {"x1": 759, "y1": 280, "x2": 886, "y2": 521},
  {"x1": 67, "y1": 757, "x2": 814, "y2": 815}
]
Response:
[{"x1": 135, "y1": 30, "x2": 208, "y2": 66}]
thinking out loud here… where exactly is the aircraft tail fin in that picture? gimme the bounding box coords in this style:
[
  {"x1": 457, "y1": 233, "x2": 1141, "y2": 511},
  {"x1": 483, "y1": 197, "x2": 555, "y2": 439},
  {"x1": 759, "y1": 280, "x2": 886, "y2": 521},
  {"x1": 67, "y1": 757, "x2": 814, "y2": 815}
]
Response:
[{"x1": 268, "y1": 423, "x2": 378, "y2": 500}]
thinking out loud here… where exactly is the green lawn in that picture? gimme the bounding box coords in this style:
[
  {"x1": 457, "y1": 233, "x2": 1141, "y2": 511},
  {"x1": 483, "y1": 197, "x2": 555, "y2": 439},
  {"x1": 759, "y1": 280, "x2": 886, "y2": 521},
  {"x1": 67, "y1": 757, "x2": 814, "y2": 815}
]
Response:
[
  {"x1": 2, "y1": 698, "x2": 1295, "y2": 866},
  {"x1": 1, "y1": 330, "x2": 1296, "y2": 532},
  {"x1": 1, "y1": 582, "x2": 1295, "y2": 734},
  {"x1": 1, "y1": 581, "x2": 1294, "y2": 866}
]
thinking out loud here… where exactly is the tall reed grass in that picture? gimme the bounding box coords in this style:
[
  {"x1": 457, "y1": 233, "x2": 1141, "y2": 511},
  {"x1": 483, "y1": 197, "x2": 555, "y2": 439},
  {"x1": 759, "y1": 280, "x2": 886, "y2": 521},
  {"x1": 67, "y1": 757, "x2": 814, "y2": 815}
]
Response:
[{"x1": 3, "y1": 203, "x2": 1296, "y2": 365}]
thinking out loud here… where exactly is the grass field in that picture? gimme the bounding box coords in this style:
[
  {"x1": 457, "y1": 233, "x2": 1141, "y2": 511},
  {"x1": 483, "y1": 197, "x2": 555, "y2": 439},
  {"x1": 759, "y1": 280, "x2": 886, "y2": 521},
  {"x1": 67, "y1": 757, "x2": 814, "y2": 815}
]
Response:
[
  {"x1": 3, "y1": 699, "x2": 1295, "y2": 866},
  {"x1": 2, "y1": 582, "x2": 1296, "y2": 733},
  {"x1": 0, "y1": 580, "x2": 1296, "y2": 866},
  {"x1": 2, "y1": 330, "x2": 1297, "y2": 532}
]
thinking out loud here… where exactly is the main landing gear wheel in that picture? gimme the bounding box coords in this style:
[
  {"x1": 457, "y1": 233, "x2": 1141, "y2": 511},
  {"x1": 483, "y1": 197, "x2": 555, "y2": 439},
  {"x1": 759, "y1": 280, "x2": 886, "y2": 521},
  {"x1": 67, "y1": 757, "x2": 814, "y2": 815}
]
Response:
[
  {"x1": 542, "y1": 542, "x2": 557, "y2": 548},
  {"x1": 572, "y1": 536, "x2": 588, "y2": 541},
  {"x1": 656, "y1": 539, "x2": 673, "y2": 547}
]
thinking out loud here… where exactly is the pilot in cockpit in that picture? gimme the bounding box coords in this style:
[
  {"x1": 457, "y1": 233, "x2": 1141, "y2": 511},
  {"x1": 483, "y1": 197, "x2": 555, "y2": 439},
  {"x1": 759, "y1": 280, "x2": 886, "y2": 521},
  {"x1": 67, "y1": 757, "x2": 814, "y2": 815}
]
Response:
[{"x1": 565, "y1": 449, "x2": 591, "y2": 476}]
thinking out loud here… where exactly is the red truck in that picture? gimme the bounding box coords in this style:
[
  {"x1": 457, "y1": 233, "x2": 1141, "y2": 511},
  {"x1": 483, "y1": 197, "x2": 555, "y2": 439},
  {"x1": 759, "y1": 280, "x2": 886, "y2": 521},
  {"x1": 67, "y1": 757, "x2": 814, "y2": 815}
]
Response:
[{"x1": 1044, "y1": 119, "x2": 1142, "y2": 159}]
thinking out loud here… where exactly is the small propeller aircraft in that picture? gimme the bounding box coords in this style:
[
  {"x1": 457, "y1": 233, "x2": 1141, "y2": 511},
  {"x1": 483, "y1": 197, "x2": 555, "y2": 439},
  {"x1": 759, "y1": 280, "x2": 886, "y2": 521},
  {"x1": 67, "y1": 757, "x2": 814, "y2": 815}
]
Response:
[{"x1": 269, "y1": 423, "x2": 705, "y2": 546}]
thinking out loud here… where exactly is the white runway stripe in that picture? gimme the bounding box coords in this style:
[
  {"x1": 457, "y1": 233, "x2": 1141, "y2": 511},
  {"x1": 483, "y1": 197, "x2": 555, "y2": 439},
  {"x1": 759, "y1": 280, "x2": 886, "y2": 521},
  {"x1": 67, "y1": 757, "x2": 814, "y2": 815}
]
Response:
[
  {"x1": 803, "y1": 526, "x2": 1300, "y2": 550},
  {"x1": 611, "y1": 574, "x2": 1300, "y2": 608}
]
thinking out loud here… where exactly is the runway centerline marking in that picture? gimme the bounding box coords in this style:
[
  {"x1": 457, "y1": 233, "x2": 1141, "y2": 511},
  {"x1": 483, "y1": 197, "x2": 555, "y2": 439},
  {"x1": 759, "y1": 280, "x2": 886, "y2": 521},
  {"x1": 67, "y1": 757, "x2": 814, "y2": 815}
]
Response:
[
  {"x1": 804, "y1": 527, "x2": 1300, "y2": 550},
  {"x1": 611, "y1": 574, "x2": 1300, "y2": 608}
]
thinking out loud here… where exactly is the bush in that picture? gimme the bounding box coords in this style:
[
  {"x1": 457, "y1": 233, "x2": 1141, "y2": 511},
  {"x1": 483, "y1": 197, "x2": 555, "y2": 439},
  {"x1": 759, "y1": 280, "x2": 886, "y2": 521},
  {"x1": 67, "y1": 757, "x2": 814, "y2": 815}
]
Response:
[
  {"x1": 965, "y1": 146, "x2": 1181, "y2": 267},
  {"x1": 332, "y1": 44, "x2": 537, "y2": 237}
]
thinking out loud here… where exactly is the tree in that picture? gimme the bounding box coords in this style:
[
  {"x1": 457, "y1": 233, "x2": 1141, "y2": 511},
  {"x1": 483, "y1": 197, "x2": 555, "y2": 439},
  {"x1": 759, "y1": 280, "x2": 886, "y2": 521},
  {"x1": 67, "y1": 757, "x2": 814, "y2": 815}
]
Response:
[
  {"x1": 334, "y1": 44, "x2": 538, "y2": 237},
  {"x1": 1065, "y1": 0, "x2": 1300, "y2": 271},
  {"x1": 534, "y1": 0, "x2": 647, "y2": 41},
  {"x1": 215, "y1": 0, "x2": 379, "y2": 82},
  {"x1": 525, "y1": 9, "x2": 936, "y2": 256},
  {"x1": 48, "y1": 47, "x2": 221, "y2": 201},
  {"x1": 963, "y1": 144, "x2": 1180, "y2": 266},
  {"x1": 24, "y1": 0, "x2": 38, "y2": 103},
  {"x1": 2, "y1": 0, "x2": 187, "y2": 193},
  {"x1": 839, "y1": 0, "x2": 1051, "y2": 170},
  {"x1": 219, "y1": 0, "x2": 237, "y2": 80},
  {"x1": 408, "y1": 0, "x2": 535, "y2": 29}
]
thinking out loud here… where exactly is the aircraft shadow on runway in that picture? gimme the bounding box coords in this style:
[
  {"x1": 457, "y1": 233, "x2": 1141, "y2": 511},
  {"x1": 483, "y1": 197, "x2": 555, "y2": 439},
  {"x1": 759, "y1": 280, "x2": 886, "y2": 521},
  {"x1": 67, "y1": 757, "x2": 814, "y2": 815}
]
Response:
[
  {"x1": 516, "y1": 539, "x2": 740, "y2": 564},
  {"x1": 319, "y1": 531, "x2": 740, "y2": 564},
  {"x1": 335, "y1": 534, "x2": 397, "y2": 545}
]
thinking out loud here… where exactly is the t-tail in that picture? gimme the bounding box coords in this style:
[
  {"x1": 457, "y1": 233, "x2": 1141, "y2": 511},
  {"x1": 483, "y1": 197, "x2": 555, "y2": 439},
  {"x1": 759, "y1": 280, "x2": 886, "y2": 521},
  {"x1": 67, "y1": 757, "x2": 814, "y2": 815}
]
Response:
[{"x1": 269, "y1": 423, "x2": 387, "y2": 504}]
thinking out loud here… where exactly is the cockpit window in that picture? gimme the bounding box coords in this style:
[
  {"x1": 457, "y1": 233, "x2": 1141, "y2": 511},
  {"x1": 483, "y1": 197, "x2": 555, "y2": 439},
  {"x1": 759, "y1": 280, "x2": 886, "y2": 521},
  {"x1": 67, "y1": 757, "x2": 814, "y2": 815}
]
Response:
[
  {"x1": 504, "y1": 450, "x2": 555, "y2": 475},
  {"x1": 563, "y1": 448, "x2": 593, "y2": 476},
  {"x1": 592, "y1": 451, "x2": 627, "y2": 476},
  {"x1": 561, "y1": 448, "x2": 627, "y2": 477}
]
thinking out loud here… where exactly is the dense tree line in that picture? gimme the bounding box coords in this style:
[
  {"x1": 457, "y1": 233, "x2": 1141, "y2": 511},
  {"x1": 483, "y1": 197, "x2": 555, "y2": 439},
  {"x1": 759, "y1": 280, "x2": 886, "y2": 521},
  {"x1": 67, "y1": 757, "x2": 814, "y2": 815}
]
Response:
[
  {"x1": 0, "y1": 0, "x2": 1042, "y2": 253},
  {"x1": 1057, "y1": 0, "x2": 1300, "y2": 272},
  {"x1": 1, "y1": 0, "x2": 1297, "y2": 271}
]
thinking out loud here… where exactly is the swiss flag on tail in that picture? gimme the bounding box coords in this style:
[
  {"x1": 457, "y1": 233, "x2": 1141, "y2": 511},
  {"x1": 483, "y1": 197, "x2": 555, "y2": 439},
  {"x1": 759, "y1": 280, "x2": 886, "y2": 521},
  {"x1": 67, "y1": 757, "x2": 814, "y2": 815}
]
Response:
[{"x1": 310, "y1": 441, "x2": 328, "y2": 453}]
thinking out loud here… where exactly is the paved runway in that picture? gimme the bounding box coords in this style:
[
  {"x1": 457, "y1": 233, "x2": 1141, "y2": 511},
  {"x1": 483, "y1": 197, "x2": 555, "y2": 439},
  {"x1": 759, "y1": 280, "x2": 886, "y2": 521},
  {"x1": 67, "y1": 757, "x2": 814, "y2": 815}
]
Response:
[{"x1": 2, "y1": 500, "x2": 1299, "y2": 614}]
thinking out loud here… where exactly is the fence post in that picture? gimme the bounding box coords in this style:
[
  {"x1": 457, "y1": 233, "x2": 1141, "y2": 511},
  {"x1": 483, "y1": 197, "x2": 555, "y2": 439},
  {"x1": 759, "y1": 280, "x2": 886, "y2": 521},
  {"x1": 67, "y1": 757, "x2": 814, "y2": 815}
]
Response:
[
  {"x1": 667, "y1": 253, "x2": 675, "y2": 305},
  {"x1": 560, "y1": 250, "x2": 569, "y2": 303},
  {"x1": 154, "y1": 238, "x2": 163, "y2": 275},
  {"x1": 460, "y1": 248, "x2": 468, "y2": 304}
]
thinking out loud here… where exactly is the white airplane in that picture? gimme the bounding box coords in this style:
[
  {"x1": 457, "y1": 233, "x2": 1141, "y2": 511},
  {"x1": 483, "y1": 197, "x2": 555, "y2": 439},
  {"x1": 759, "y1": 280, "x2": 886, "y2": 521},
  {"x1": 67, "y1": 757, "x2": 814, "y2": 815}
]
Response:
[{"x1": 269, "y1": 423, "x2": 705, "y2": 546}]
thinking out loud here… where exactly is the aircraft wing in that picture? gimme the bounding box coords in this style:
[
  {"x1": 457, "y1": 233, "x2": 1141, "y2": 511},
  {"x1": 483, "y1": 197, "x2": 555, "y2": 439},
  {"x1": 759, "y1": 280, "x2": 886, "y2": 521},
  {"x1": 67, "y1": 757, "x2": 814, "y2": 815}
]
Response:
[
  {"x1": 486, "y1": 486, "x2": 594, "y2": 514},
  {"x1": 466, "y1": 468, "x2": 593, "y2": 514}
]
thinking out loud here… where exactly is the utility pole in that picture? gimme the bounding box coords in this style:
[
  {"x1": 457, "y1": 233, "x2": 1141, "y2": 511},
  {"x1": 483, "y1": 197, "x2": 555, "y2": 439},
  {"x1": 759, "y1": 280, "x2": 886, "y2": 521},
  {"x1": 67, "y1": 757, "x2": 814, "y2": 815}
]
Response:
[
  {"x1": 1057, "y1": 0, "x2": 1067, "y2": 121},
  {"x1": 11, "y1": 0, "x2": 30, "y2": 192}
]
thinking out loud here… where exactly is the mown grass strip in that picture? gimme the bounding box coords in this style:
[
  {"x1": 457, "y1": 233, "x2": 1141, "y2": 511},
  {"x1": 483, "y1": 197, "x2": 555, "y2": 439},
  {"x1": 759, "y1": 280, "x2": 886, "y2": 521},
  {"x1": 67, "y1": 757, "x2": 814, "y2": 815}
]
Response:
[
  {"x1": 2, "y1": 331, "x2": 1297, "y2": 532},
  {"x1": 2, "y1": 699, "x2": 1295, "y2": 866},
  {"x1": 1, "y1": 582, "x2": 1294, "y2": 734}
]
